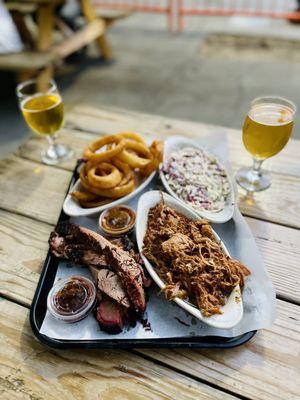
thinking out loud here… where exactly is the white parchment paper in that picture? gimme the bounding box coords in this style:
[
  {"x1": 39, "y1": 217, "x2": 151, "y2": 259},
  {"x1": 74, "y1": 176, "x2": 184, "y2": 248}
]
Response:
[{"x1": 40, "y1": 132, "x2": 276, "y2": 340}]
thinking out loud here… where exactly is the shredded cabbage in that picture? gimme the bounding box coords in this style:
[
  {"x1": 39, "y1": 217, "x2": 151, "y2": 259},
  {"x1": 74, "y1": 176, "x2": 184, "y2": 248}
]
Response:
[{"x1": 162, "y1": 147, "x2": 230, "y2": 212}]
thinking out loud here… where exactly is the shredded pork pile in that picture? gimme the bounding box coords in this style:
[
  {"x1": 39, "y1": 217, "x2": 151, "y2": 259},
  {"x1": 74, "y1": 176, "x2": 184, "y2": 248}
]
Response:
[{"x1": 143, "y1": 200, "x2": 250, "y2": 316}]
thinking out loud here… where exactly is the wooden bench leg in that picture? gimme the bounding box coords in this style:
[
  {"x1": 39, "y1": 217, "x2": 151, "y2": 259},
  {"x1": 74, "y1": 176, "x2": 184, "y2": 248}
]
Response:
[
  {"x1": 36, "y1": 3, "x2": 55, "y2": 90},
  {"x1": 11, "y1": 11, "x2": 35, "y2": 48},
  {"x1": 97, "y1": 34, "x2": 113, "y2": 60},
  {"x1": 80, "y1": 0, "x2": 112, "y2": 60},
  {"x1": 37, "y1": 66, "x2": 54, "y2": 91},
  {"x1": 17, "y1": 69, "x2": 35, "y2": 83},
  {"x1": 17, "y1": 67, "x2": 54, "y2": 92},
  {"x1": 37, "y1": 3, "x2": 55, "y2": 52}
]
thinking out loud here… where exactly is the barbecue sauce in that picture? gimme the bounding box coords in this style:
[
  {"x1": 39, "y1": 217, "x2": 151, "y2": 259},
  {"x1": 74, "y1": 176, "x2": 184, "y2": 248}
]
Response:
[
  {"x1": 105, "y1": 208, "x2": 131, "y2": 229},
  {"x1": 54, "y1": 279, "x2": 89, "y2": 314},
  {"x1": 47, "y1": 276, "x2": 96, "y2": 323},
  {"x1": 99, "y1": 206, "x2": 136, "y2": 236}
]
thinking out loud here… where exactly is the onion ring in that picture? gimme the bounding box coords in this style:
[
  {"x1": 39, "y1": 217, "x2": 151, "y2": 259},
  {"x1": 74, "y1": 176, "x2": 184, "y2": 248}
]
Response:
[
  {"x1": 142, "y1": 140, "x2": 164, "y2": 176},
  {"x1": 87, "y1": 162, "x2": 122, "y2": 189},
  {"x1": 111, "y1": 158, "x2": 134, "y2": 185},
  {"x1": 85, "y1": 179, "x2": 134, "y2": 198},
  {"x1": 80, "y1": 162, "x2": 135, "y2": 198},
  {"x1": 71, "y1": 190, "x2": 99, "y2": 202},
  {"x1": 80, "y1": 163, "x2": 95, "y2": 191},
  {"x1": 79, "y1": 198, "x2": 111, "y2": 208},
  {"x1": 117, "y1": 141, "x2": 151, "y2": 169},
  {"x1": 116, "y1": 132, "x2": 146, "y2": 144},
  {"x1": 83, "y1": 135, "x2": 125, "y2": 162},
  {"x1": 96, "y1": 178, "x2": 135, "y2": 198}
]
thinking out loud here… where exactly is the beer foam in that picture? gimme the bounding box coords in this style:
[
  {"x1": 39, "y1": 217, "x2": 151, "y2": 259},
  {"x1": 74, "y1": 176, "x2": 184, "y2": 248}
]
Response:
[{"x1": 249, "y1": 103, "x2": 294, "y2": 126}]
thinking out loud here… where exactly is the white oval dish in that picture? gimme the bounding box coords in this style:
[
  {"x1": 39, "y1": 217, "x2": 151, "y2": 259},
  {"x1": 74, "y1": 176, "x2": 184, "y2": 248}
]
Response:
[
  {"x1": 136, "y1": 190, "x2": 243, "y2": 329},
  {"x1": 63, "y1": 168, "x2": 156, "y2": 217},
  {"x1": 159, "y1": 135, "x2": 235, "y2": 224}
]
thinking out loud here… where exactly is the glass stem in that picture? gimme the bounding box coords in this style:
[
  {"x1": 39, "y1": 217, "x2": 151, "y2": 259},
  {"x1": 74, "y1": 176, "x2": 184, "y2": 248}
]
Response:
[
  {"x1": 252, "y1": 157, "x2": 264, "y2": 177},
  {"x1": 46, "y1": 134, "x2": 59, "y2": 160}
]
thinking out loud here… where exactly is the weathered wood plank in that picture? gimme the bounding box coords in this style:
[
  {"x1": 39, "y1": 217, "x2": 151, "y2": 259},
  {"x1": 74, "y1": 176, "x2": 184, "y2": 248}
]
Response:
[
  {"x1": 65, "y1": 104, "x2": 300, "y2": 177},
  {"x1": 246, "y1": 217, "x2": 300, "y2": 303},
  {"x1": 237, "y1": 172, "x2": 300, "y2": 228},
  {"x1": 0, "y1": 51, "x2": 54, "y2": 70},
  {"x1": 16, "y1": 129, "x2": 96, "y2": 171},
  {"x1": 0, "y1": 299, "x2": 235, "y2": 400},
  {"x1": 0, "y1": 210, "x2": 52, "y2": 307},
  {"x1": 53, "y1": 20, "x2": 105, "y2": 59},
  {"x1": 0, "y1": 156, "x2": 71, "y2": 225},
  {"x1": 136, "y1": 300, "x2": 300, "y2": 400}
]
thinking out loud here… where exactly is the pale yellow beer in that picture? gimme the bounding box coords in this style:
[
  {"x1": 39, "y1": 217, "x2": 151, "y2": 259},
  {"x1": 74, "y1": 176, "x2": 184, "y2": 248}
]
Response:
[
  {"x1": 243, "y1": 103, "x2": 294, "y2": 160},
  {"x1": 21, "y1": 93, "x2": 64, "y2": 136}
]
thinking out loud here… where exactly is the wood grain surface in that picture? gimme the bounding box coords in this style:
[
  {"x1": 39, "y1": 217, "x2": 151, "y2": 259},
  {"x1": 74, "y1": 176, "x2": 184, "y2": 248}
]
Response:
[
  {"x1": 237, "y1": 172, "x2": 300, "y2": 228},
  {"x1": 0, "y1": 299, "x2": 235, "y2": 400},
  {"x1": 0, "y1": 209, "x2": 52, "y2": 306},
  {"x1": 246, "y1": 217, "x2": 300, "y2": 304},
  {"x1": 16, "y1": 129, "x2": 95, "y2": 171},
  {"x1": 0, "y1": 156, "x2": 71, "y2": 225}
]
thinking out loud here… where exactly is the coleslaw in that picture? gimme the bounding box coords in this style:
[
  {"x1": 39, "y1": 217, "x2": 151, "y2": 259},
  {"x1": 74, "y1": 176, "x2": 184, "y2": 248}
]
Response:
[{"x1": 161, "y1": 147, "x2": 230, "y2": 212}]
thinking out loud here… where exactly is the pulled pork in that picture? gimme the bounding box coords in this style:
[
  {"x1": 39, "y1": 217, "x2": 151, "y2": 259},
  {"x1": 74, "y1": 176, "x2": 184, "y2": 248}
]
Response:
[{"x1": 142, "y1": 200, "x2": 250, "y2": 317}]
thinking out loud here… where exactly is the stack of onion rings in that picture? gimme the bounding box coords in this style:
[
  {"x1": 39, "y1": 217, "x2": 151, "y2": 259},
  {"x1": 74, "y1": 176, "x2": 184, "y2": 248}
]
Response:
[{"x1": 72, "y1": 132, "x2": 164, "y2": 208}]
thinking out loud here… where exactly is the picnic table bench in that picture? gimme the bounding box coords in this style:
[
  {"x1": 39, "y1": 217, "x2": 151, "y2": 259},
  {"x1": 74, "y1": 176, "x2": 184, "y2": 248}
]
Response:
[
  {"x1": 1, "y1": 0, "x2": 130, "y2": 85},
  {"x1": 0, "y1": 104, "x2": 299, "y2": 399}
]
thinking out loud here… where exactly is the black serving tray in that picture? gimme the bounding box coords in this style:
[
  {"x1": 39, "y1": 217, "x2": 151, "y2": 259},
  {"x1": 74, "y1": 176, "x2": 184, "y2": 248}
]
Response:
[{"x1": 30, "y1": 161, "x2": 256, "y2": 349}]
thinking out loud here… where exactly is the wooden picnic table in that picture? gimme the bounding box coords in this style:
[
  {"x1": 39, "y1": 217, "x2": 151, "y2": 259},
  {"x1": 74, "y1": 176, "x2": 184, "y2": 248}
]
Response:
[
  {"x1": 0, "y1": 104, "x2": 299, "y2": 399},
  {"x1": 1, "y1": 0, "x2": 129, "y2": 85}
]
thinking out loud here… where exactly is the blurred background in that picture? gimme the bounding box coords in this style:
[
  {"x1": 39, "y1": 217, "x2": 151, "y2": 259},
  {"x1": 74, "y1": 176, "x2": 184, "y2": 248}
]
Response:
[{"x1": 1, "y1": 0, "x2": 300, "y2": 159}]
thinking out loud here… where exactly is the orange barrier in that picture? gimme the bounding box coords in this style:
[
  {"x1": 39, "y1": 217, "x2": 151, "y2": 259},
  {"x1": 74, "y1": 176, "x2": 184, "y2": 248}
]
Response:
[
  {"x1": 93, "y1": 1, "x2": 300, "y2": 33},
  {"x1": 177, "y1": 1, "x2": 300, "y2": 32}
]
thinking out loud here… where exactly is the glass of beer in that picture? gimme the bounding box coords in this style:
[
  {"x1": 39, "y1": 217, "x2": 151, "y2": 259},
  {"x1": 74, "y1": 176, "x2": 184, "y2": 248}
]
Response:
[
  {"x1": 16, "y1": 79, "x2": 73, "y2": 165},
  {"x1": 236, "y1": 96, "x2": 296, "y2": 192}
]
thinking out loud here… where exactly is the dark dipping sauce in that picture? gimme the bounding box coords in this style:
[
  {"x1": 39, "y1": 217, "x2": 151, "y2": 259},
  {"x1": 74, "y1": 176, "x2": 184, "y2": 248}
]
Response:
[
  {"x1": 100, "y1": 206, "x2": 136, "y2": 236},
  {"x1": 48, "y1": 276, "x2": 96, "y2": 322},
  {"x1": 54, "y1": 279, "x2": 89, "y2": 314}
]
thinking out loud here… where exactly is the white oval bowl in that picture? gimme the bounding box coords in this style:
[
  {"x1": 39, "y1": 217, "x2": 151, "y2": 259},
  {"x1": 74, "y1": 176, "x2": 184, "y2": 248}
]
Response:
[
  {"x1": 159, "y1": 135, "x2": 235, "y2": 224},
  {"x1": 136, "y1": 190, "x2": 243, "y2": 329},
  {"x1": 63, "y1": 169, "x2": 156, "y2": 217}
]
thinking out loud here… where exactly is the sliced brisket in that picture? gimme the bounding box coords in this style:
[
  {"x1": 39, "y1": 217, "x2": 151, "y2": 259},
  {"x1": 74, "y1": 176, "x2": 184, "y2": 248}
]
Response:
[
  {"x1": 104, "y1": 245, "x2": 146, "y2": 314},
  {"x1": 49, "y1": 232, "x2": 108, "y2": 268},
  {"x1": 96, "y1": 297, "x2": 126, "y2": 334},
  {"x1": 97, "y1": 269, "x2": 131, "y2": 308},
  {"x1": 50, "y1": 222, "x2": 146, "y2": 314}
]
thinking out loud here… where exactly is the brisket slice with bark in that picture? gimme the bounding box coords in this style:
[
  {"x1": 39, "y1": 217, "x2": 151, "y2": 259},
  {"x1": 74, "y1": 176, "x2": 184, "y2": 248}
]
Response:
[
  {"x1": 110, "y1": 236, "x2": 150, "y2": 287},
  {"x1": 49, "y1": 232, "x2": 108, "y2": 268},
  {"x1": 103, "y1": 245, "x2": 146, "y2": 314},
  {"x1": 96, "y1": 297, "x2": 126, "y2": 334},
  {"x1": 50, "y1": 222, "x2": 146, "y2": 314}
]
